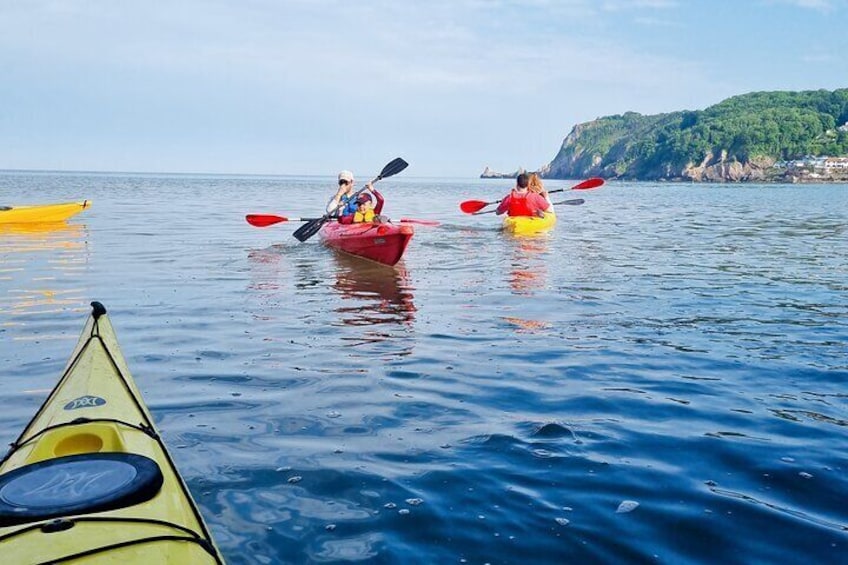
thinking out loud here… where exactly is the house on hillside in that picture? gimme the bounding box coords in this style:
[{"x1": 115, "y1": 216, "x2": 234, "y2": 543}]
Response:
[{"x1": 823, "y1": 157, "x2": 848, "y2": 170}]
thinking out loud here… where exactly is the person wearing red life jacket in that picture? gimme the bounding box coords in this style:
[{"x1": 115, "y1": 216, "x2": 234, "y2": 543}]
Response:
[{"x1": 495, "y1": 173, "x2": 551, "y2": 218}]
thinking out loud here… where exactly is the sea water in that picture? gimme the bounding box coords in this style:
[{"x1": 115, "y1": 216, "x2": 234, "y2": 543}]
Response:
[{"x1": 1, "y1": 171, "x2": 846, "y2": 563}]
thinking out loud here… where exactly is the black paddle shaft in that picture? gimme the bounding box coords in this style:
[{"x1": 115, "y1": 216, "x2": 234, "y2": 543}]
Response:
[{"x1": 293, "y1": 158, "x2": 408, "y2": 242}]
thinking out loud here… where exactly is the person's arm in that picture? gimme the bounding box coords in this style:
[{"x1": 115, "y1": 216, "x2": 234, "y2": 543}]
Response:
[
  {"x1": 495, "y1": 195, "x2": 510, "y2": 215},
  {"x1": 326, "y1": 187, "x2": 348, "y2": 215},
  {"x1": 326, "y1": 196, "x2": 339, "y2": 215},
  {"x1": 531, "y1": 193, "x2": 550, "y2": 216},
  {"x1": 368, "y1": 184, "x2": 385, "y2": 214}
]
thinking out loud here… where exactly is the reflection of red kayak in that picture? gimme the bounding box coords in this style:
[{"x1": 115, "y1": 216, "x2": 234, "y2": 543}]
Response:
[{"x1": 319, "y1": 221, "x2": 414, "y2": 266}]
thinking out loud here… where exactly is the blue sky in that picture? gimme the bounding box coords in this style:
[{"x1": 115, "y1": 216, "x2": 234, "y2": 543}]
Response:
[{"x1": 1, "y1": 0, "x2": 846, "y2": 177}]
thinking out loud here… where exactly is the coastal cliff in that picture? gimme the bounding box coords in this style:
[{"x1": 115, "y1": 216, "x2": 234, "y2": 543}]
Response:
[{"x1": 484, "y1": 88, "x2": 848, "y2": 182}]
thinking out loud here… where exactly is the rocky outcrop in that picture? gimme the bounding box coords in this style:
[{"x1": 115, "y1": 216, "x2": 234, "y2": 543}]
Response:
[
  {"x1": 480, "y1": 166, "x2": 526, "y2": 179},
  {"x1": 681, "y1": 152, "x2": 776, "y2": 182}
]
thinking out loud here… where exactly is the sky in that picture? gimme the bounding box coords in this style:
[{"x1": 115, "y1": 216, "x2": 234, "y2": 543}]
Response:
[{"x1": 1, "y1": 0, "x2": 847, "y2": 177}]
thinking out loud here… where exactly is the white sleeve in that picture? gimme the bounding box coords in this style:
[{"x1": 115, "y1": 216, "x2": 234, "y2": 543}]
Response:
[{"x1": 326, "y1": 195, "x2": 340, "y2": 214}]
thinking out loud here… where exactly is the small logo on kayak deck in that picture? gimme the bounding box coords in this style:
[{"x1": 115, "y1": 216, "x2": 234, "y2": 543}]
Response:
[{"x1": 64, "y1": 396, "x2": 106, "y2": 410}]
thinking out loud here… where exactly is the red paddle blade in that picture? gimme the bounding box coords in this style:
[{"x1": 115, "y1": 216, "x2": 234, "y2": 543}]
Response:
[
  {"x1": 571, "y1": 177, "x2": 605, "y2": 190},
  {"x1": 400, "y1": 218, "x2": 441, "y2": 226},
  {"x1": 245, "y1": 214, "x2": 288, "y2": 227},
  {"x1": 460, "y1": 200, "x2": 490, "y2": 214}
]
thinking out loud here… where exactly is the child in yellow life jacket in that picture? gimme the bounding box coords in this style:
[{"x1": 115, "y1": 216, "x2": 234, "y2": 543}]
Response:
[{"x1": 353, "y1": 193, "x2": 376, "y2": 223}]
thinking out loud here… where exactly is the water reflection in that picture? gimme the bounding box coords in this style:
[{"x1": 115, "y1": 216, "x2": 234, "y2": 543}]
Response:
[
  {"x1": 244, "y1": 244, "x2": 307, "y2": 321},
  {"x1": 506, "y1": 235, "x2": 550, "y2": 295},
  {"x1": 246, "y1": 245, "x2": 286, "y2": 292},
  {"x1": 502, "y1": 235, "x2": 553, "y2": 333},
  {"x1": 0, "y1": 223, "x2": 89, "y2": 320},
  {"x1": 330, "y1": 251, "x2": 416, "y2": 328},
  {"x1": 0, "y1": 222, "x2": 88, "y2": 252},
  {"x1": 245, "y1": 246, "x2": 417, "y2": 354}
]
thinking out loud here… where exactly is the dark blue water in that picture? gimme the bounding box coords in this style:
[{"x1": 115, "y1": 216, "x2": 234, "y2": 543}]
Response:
[{"x1": 1, "y1": 171, "x2": 846, "y2": 563}]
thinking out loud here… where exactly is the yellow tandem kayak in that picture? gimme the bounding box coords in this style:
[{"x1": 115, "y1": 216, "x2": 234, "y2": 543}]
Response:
[
  {"x1": 502, "y1": 211, "x2": 557, "y2": 235},
  {"x1": 0, "y1": 302, "x2": 224, "y2": 564},
  {"x1": 0, "y1": 201, "x2": 91, "y2": 224}
]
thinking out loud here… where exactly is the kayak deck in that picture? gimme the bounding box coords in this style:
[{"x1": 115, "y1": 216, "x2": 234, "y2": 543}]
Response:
[
  {"x1": 0, "y1": 200, "x2": 91, "y2": 224},
  {"x1": 320, "y1": 221, "x2": 414, "y2": 266},
  {"x1": 502, "y1": 211, "x2": 556, "y2": 235},
  {"x1": 0, "y1": 302, "x2": 223, "y2": 564}
]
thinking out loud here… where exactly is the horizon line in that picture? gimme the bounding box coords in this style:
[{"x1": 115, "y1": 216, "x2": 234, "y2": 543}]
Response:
[{"x1": 0, "y1": 167, "x2": 483, "y2": 180}]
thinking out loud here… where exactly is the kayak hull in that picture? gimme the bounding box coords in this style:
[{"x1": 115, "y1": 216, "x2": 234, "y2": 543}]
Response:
[
  {"x1": 0, "y1": 201, "x2": 91, "y2": 224},
  {"x1": 502, "y1": 211, "x2": 556, "y2": 235},
  {"x1": 320, "y1": 221, "x2": 414, "y2": 266},
  {"x1": 0, "y1": 302, "x2": 223, "y2": 564}
]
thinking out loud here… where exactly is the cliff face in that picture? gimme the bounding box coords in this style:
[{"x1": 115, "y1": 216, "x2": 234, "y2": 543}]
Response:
[
  {"x1": 541, "y1": 122, "x2": 606, "y2": 178},
  {"x1": 544, "y1": 127, "x2": 779, "y2": 181},
  {"x1": 681, "y1": 153, "x2": 776, "y2": 182}
]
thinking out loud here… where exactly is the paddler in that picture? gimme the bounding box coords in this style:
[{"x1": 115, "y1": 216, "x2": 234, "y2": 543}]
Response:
[
  {"x1": 326, "y1": 170, "x2": 358, "y2": 224},
  {"x1": 496, "y1": 172, "x2": 551, "y2": 218},
  {"x1": 353, "y1": 193, "x2": 376, "y2": 223},
  {"x1": 327, "y1": 170, "x2": 384, "y2": 224},
  {"x1": 528, "y1": 172, "x2": 553, "y2": 206}
]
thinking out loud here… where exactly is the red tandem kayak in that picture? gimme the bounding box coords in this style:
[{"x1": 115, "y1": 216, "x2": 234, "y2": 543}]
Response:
[{"x1": 319, "y1": 221, "x2": 414, "y2": 266}]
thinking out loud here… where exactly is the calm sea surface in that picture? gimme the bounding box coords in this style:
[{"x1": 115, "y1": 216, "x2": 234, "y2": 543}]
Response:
[{"x1": 1, "y1": 171, "x2": 846, "y2": 564}]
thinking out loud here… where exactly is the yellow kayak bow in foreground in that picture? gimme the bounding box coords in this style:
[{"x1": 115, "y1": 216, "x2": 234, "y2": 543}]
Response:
[{"x1": 0, "y1": 302, "x2": 224, "y2": 564}]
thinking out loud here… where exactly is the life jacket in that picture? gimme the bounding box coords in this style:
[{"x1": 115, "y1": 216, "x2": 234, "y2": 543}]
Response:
[
  {"x1": 354, "y1": 208, "x2": 375, "y2": 223},
  {"x1": 337, "y1": 194, "x2": 357, "y2": 217},
  {"x1": 506, "y1": 190, "x2": 535, "y2": 217}
]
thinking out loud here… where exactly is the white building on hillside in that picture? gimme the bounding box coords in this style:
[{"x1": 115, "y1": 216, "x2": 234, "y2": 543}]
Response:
[{"x1": 823, "y1": 157, "x2": 848, "y2": 170}]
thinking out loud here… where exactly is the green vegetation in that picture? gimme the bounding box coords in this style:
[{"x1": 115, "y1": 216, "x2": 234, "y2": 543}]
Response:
[{"x1": 545, "y1": 88, "x2": 848, "y2": 181}]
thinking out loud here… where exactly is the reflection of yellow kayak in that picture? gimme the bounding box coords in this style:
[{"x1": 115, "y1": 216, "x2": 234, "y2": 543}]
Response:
[
  {"x1": 0, "y1": 200, "x2": 91, "y2": 224},
  {"x1": 502, "y1": 211, "x2": 556, "y2": 235},
  {"x1": 0, "y1": 221, "x2": 85, "y2": 236},
  {"x1": 0, "y1": 302, "x2": 224, "y2": 563}
]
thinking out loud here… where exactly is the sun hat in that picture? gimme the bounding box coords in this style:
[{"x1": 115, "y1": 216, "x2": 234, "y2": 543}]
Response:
[
  {"x1": 338, "y1": 170, "x2": 354, "y2": 182},
  {"x1": 356, "y1": 193, "x2": 372, "y2": 204}
]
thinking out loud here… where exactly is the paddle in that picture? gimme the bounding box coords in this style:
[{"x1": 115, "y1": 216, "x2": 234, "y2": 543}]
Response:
[
  {"x1": 472, "y1": 198, "x2": 585, "y2": 215},
  {"x1": 246, "y1": 213, "x2": 438, "y2": 227},
  {"x1": 292, "y1": 157, "x2": 409, "y2": 242},
  {"x1": 398, "y1": 218, "x2": 440, "y2": 226},
  {"x1": 550, "y1": 198, "x2": 585, "y2": 207},
  {"x1": 459, "y1": 177, "x2": 604, "y2": 214},
  {"x1": 245, "y1": 214, "x2": 296, "y2": 227}
]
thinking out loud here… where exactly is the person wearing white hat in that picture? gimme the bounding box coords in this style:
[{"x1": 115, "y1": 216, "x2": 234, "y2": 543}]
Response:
[{"x1": 326, "y1": 170, "x2": 382, "y2": 224}]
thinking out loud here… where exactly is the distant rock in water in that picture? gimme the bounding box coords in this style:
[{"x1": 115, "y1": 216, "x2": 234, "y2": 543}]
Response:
[{"x1": 480, "y1": 166, "x2": 526, "y2": 179}]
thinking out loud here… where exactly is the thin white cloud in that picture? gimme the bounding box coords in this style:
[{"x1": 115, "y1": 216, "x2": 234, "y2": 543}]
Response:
[
  {"x1": 601, "y1": 0, "x2": 678, "y2": 12},
  {"x1": 633, "y1": 16, "x2": 679, "y2": 26},
  {"x1": 800, "y1": 52, "x2": 838, "y2": 63},
  {"x1": 762, "y1": 0, "x2": 836, "y2": 11}
]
